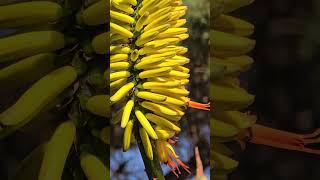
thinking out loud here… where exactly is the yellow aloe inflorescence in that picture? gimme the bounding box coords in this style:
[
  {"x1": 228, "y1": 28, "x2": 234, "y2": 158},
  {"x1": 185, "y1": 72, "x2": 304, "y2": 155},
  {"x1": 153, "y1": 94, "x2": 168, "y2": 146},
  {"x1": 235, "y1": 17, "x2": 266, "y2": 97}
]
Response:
[
  {"x1": 110, "y1": 0, "x2": 207, "y2": 175},
  {"x1": 211, "y1": 0, "x2": 256, "y2": 179}
]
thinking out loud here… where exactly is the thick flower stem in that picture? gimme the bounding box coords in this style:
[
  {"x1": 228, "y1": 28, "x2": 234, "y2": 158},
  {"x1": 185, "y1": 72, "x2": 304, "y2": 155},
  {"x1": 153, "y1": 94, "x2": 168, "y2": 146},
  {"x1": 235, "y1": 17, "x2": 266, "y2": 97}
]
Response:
[{"x1": 134, "y1": 123, "x2": 165, "y2": 180}]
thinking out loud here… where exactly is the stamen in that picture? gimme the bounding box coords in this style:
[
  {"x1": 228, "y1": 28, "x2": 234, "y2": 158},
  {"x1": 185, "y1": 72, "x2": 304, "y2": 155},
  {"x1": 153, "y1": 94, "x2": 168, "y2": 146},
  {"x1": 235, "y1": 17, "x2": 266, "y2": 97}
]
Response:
[
  {"x1": 176, "y1": 159, "x2": 191, "y2": 174},
  {"x1": 167, "y1": 157, "x2": 180, "y2": 177}
]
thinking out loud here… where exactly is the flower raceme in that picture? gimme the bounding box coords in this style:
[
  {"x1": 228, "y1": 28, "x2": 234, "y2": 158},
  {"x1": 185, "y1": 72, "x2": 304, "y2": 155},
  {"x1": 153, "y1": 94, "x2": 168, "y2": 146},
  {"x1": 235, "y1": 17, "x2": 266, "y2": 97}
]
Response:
[
  {"x1": 211, "y1": 0, "x2": 256, "y2": 178},
  {"x1": 110, "y1": 0, "x2": 209, "y2": 176}
]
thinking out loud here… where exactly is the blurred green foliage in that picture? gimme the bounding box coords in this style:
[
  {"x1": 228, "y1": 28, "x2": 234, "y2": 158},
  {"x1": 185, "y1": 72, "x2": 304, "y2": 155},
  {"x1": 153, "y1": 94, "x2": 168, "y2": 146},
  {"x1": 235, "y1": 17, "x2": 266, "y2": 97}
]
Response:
[{"x1": 185, "y1": 0, "x2": 209, "y2": 43}]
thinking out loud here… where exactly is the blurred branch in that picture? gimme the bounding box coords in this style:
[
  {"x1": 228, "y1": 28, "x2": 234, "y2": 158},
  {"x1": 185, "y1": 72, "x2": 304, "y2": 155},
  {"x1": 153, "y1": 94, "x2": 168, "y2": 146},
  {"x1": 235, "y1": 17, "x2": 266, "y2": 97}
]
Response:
[{"x1": 195, "y1": 147, "x2": 204, "y2": 178}]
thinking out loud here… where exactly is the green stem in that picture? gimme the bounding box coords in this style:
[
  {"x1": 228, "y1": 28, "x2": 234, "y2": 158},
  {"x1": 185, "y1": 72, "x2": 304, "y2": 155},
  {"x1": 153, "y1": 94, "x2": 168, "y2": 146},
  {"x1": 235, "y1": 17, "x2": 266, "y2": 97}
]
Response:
[{"x1": 134, "y1": 123, "x2": 165, "y2": 180}]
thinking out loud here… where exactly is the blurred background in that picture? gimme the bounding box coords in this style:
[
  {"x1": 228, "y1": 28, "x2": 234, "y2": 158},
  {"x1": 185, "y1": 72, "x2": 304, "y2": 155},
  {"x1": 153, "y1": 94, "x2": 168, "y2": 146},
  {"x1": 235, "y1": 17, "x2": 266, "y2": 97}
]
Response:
[
  {"x1": 229, "y1": 0, "x2": 320, "y2": 180},
  {"x1": 110, "y1": 0, "x2": 210, "y2": 179}
]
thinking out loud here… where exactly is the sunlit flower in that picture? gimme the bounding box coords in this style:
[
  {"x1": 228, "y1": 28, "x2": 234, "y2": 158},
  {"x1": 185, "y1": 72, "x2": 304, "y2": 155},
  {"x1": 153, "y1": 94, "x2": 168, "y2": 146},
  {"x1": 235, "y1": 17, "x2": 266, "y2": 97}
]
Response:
[{"x1": 110, "y1": 0, "x2": 209, "y2": 177}]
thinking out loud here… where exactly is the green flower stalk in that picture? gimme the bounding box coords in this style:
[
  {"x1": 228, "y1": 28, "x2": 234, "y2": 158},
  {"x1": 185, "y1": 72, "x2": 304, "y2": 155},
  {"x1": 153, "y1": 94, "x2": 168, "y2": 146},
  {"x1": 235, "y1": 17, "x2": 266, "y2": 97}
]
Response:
[
  {"x1": 110, "y1": 0, "x2": 209, "y2": 177},
  {"x1": 211, "y1": 0, "x2": 320, "y2": 179}
]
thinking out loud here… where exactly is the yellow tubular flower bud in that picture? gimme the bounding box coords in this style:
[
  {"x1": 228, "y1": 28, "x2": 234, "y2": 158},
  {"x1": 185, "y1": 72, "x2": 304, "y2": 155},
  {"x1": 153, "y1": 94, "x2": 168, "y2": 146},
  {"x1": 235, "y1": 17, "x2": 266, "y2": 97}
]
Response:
[
  {"x1": 138, "y1": 67, "x2": 172, "y2": 79},
  {"x1": 135, "y1": 109, "x2": 158, "y2": 140},
  {"x1": 144, "y1": 51, "x2": 177, "y2": 59},
  {"x1": 150, "y1": 87, "x2": 190, "y2": 96},
  {"x1": 154, "y1": 112, "x2": 182, "y2": 122},
  {"x1": 110, "y1": 10, "x2": 135, "y2": 24},
  {"x1": 167, "y1": 70, "x2": 190, "y2": 79},
  {"x1": 140, "y1": 101, "x2": 178, "y2": 116},
  {"x1": 170, "y1": 19, "x2": 187, "y2": 27},
  {"x1": 136, "y1": 91, "x2": 167, "y2": 102},
  {"x1": 135, "y1": 31, "x2": 159, "y2": 46},
  {"x1": 144, "y1": 13, "x2": 172, "y2": 31},
  {"x1": 138, "y1": 0, "x2": 157, "y2": 15},
  {"x1": 121, "y1": 99, "x2": 134, "y2": 128},
  {"x1": 110, "y1": 54, "x2": 128, "y2": 63},
  {"x1": 110, "y1": 78, "x2": 127, "y2": 89},
  {"x1": 134, "y1": 57, "x2": 165, "y2": 69},
  {"x1": 123, "y1": 0, "x2": 137, "y2": 6},
  {"x1": 165, "y1": 104, "x2": 185, "y2": 116},
  {"x1": 145, "y1": 113, "x2": 181, "y2": 132},
  {"x1": 213, "y1": 14, "x2": 254, "y2": 37},
  {"x1": 142, "y1": 81, "x2": 180, "y2": 89},
  {"x1": 174, "y1": 66, "x2": 190, "y2": 73},
  {"x1": 175, "y1": 33, "x2": 189, "y2": 40},
  {"x1": 110, "y1": 62, "x2": 130, "y2": 70},
  {"x1": 157, "y1": 0, "x2": 171, "y2": 9},
  {"x1": 110, "y1": 71, "x2": 130, "y2": 82},
  {"x1": 110, "y1": 22, "x2": 134, "y2": 38},
  {"x1": 130, "y1": 49, "x2": 139, "y2": 61},
  {"x1": 143, "y1": 24, "x2": 171, "y2": 37},
  {"x1": 157, "y1": 28, "x2": 188, "y2": 38},
  {"x1": 80, "y1": 154, "x2": 108, "y2": 180},
  {"x1": 139, "y1": 128, "x2": 153, "y2": 160},
  {"x1": 143, "y1": 61, "x2": 180, "y2": 70},
  {"x1": 162, "y1": 96, "x2": 186, "y2": 106},
  {"x1": 165, "y1": 143, "x2": 179, "y2": 159},
  {"x1": 173, "y1": 6, "x2": 187, "y2": 12},
  {"x1": 111, "y1": 107, "x2": 124, "y2": 125},
  {"x1": 123, "y1": 120, "x2": 134, "y2": 151},
  {"x1": 146, "y1": 7, "x2": 172, "y2": 24},
  {"x1": 211, "y1": 30, "x2": 255, "y2": 57},
  {"x1": 110, "y1": 45, "x2": 131, "y2": 54},
  {"x1": 39, "y1": 121, "x2": 75, "y2": 180},
  {"x1": 110, "y1": 82, "x2": 135, "y2": 103},
  {"x1": 155, "y1": 129, "x2": 175, "y2": 139},
  {"x1": 112, "y1": 2, "x2": 134, "y2": 14},
  {"x1": 135, "y1": 12, "x2": 149, "y2": 32},
  {"x1": 145, "y1": 38, "x2": 180, "y2": 48}
]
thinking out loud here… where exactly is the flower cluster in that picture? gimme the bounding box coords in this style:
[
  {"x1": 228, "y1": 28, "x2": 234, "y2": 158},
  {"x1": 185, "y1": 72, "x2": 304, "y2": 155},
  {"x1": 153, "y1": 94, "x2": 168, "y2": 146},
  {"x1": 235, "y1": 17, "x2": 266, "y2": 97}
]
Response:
[{"x1": 110, "y1": 0, "x2": 209, "y2": 176}]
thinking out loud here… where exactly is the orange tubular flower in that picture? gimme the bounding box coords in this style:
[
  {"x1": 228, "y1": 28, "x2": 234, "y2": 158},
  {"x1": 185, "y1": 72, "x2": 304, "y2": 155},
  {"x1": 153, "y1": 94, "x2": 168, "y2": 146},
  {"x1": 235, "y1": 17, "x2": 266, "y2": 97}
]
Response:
[
  {"x1": 249, "y1": 124, "x2": 320, "y2": 155},
  {"x1": 187, "y1": 99, "x2": 210, "y2": 111},
  {"x1": 155, "y1": 138, "x2": 191, "y2": 177}
]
